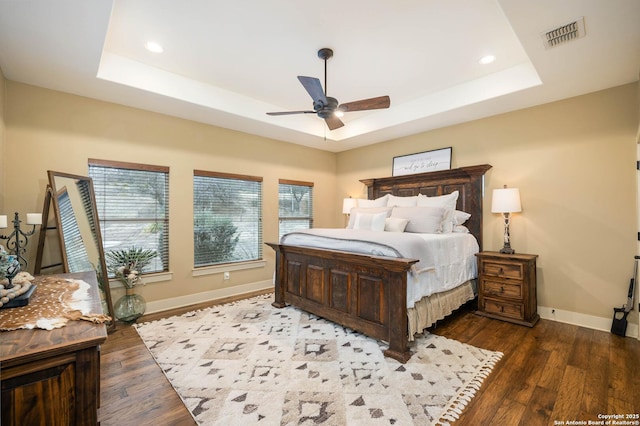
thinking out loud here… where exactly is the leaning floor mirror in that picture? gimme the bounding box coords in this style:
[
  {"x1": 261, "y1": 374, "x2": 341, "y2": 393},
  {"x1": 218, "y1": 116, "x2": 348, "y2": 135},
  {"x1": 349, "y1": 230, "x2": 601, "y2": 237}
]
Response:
[{"x1": 46, "y1": 170, "x2": 114, "y2": 330}]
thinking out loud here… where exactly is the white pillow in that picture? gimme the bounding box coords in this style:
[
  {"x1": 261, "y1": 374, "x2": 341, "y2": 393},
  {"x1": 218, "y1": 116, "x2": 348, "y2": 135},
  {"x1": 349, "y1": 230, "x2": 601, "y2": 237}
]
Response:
[
  {"x1": 453, "y1": 225, "x2": 470, "y2": 233},
  {"x1": 356, "y1": 194, "x2": 389, "y2": 208},
  {"x1": 347, "y1": 207, "x2": 393, "y2": 229},
  {"x1": 353, "y1": 211, "x2": 387, "y2": 231},
  {"x1": 390, "y1": 206, "x2": 446, "y2": 234},
  {"x1": 384, "y1": 217, "x2": 409, "y2": 232},
  {"x1": 386, "y1": 194, "x2": 418, "y2": 207},
  {"x1": 417, "y1": 191, "x2": 459, "y2": 233},
  {"x1": 453, "y1": 210, "x2": 471, "y2": 225}
]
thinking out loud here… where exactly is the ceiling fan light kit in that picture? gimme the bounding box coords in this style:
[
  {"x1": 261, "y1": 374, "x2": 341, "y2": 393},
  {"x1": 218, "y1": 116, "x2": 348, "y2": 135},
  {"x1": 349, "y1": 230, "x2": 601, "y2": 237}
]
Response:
[{"x1": 267, "y1": 47, "x2": 390, "y2": 131}]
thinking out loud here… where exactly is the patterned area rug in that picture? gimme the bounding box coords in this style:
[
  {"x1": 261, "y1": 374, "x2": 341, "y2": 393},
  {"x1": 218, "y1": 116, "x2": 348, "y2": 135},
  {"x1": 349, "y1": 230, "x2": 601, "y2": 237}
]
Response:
[{"x1": 134, "y1": 294, "x2": 502, "y2": 425}]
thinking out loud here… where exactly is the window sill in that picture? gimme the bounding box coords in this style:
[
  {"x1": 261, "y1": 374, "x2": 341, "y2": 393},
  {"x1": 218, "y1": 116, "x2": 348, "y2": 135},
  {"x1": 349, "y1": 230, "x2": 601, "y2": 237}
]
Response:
[
  {"x1": 109, "y1": 271, "x2": 174, "y2": 288},
  {"x1": 192, "y1": 260, "x2": 267, "y2": 277}
]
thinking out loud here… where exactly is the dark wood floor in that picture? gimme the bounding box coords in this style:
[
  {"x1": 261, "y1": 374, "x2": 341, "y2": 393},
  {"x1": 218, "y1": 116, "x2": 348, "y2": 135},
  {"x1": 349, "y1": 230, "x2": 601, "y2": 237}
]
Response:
[{"x1": 99, "y1": 294, "x2": 640, "y2": 425}]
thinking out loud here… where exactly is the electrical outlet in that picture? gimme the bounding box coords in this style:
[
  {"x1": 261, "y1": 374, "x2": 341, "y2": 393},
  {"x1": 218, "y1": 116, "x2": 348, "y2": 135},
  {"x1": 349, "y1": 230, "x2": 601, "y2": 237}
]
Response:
[{"x1": 223, "y1": 271, "x2": 230, "y2": 280}]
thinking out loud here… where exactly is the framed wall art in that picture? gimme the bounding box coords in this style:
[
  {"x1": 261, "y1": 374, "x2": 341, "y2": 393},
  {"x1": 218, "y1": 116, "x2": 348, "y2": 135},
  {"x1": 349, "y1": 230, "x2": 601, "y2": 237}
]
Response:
[{"x1": 392, "y1": 147, "x2": 452, "y2": 176}]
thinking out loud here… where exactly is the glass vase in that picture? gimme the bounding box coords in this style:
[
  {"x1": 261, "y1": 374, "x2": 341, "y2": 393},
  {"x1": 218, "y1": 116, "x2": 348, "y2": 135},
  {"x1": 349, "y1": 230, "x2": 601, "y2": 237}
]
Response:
[{"x1": 114, "y1": 288, "x2": 146, "y2": 324}]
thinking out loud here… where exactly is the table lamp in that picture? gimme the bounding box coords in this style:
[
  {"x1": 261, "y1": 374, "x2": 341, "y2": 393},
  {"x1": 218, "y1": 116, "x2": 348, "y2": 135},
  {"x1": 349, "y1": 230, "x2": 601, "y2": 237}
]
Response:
[
  {"x1": 342, "y1": 197, "x2": 357, "y2": 215},
  {"x1": 491, "y1": 185, "x2": 522, "y2": 254}
]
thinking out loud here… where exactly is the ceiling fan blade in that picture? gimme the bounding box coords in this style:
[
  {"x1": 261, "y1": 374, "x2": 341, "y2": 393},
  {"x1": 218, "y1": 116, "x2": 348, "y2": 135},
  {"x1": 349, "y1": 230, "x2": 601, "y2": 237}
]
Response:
[
  {"x1": 324, "y1": 115, "x2": 344, "y2": 131},
  {"x1": 266, "y1": 110, "x2": 315, "y2": 116},
  {"x1": 298, "y1": 76, "x2": 327, "y2": 105},
  {"x1": 339, "y1": 95, "x2": 390, "y2": 112}
]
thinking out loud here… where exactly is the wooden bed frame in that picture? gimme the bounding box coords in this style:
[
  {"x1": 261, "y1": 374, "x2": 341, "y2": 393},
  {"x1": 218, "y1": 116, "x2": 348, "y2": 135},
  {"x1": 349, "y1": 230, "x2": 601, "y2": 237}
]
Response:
[{"x1": 267, "y1": 164, "x2": 492, "y2": 363}]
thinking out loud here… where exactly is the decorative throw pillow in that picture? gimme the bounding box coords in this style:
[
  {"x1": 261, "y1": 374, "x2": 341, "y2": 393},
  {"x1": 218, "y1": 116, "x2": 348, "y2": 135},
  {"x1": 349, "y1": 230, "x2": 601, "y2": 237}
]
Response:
[
  {"x1": 386, "y1": 194, "x2": 418, "y2": 207},
  {"x1": 390, "y1": 206, "x2": 446, "y2": 234},
  {"x1": 353, "y1": 211, "x2": 387, "y2": 231},
  {"x1": 347, "y1": 207, "x2": 393, "y2": 229},
  {"x1": 384, "y1": 217, "x2": 409, "y2": 232},
  {"x1": 417, "y1": 191, "x2": 459, "y2": 233}
]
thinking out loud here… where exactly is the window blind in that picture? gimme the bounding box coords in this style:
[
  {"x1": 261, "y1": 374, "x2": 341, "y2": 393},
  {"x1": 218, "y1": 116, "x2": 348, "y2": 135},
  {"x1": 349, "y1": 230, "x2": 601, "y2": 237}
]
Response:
[
  {"x1": 89, "y1": 159, "x2": 169, "y2": 274},
  {"x1": 278, "y1": 179, "x2": 313, "y2": 240},
  {"x1": 57, "y1": 188, "x2": 93, "y2": 273},
  {"x1": 194, "y1": 170, "x2": 263, "y2": 267},
  {"x1": 77, "y1": 179, "x2": 100, "y2": 248}
]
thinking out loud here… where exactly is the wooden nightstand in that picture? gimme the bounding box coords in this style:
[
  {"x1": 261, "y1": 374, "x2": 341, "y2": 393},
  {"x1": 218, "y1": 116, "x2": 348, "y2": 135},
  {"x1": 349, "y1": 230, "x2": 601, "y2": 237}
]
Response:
[{"x1": 475, "y1": 251, "x2": 539, "y2": 327}]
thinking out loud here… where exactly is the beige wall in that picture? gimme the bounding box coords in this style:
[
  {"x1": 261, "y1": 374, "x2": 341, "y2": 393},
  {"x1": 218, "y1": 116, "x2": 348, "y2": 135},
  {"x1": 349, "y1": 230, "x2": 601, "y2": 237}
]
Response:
[
  {"x1": 0, "y1": 67, "x2": 5, "y2": 212},
  {"x1": 3, "y1": 78, "x2": 639, "y2": 331},
  {"x1": 337, "y1": 83, "x2": 639, "y2": 328},
  {"x1": 4, "y1": 81, "x2": 337, "y2": 306}
]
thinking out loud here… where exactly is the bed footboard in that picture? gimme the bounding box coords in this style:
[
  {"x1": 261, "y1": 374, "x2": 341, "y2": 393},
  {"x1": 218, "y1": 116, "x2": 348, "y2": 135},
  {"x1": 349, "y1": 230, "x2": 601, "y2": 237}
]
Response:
[{"x1": 267, "y1": 242, "x2": 418, "y2": 363}]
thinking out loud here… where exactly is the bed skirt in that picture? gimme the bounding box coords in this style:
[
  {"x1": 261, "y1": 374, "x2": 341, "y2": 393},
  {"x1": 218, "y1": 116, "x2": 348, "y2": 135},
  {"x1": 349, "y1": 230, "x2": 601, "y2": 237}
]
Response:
[{"x1": 407, "y1": 279, "x2": 476, "y2": 340}]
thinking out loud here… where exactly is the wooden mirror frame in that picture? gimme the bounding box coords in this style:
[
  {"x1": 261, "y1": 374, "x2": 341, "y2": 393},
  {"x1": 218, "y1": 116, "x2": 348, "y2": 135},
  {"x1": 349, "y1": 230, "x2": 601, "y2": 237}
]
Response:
[{"x1": 46, "y1": 171, "x2": 114, "y2": 330}]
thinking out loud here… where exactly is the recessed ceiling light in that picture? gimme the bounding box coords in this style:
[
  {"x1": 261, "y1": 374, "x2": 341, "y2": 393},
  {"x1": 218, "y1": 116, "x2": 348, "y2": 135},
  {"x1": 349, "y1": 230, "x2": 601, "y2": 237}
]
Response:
[
  {"x1": 145, "y1": 41, "x2": 164, "y2": 53},
  {"x1": 479, "y1": 55, "x2": 496, "y2": 65}
]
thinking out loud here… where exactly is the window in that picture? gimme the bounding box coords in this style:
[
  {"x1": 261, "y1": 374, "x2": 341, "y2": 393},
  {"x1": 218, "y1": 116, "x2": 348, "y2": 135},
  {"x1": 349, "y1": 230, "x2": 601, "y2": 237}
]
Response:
[
  {"x1": 193, "y1": 170, "x2": 263, "y2": 267},
  {"x1": 88, "y1": 159, "x2": 169, "y2": 274},
  {"x1": 278, "y1": 179, "x2": 313, "y2": 240}
]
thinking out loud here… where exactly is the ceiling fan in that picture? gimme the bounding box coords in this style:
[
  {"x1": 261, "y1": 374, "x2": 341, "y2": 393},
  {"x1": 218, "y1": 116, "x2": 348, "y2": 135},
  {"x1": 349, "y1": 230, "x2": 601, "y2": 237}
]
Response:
[{"x1": 267, "y1": 48, "x2": 391, "y2": 130}]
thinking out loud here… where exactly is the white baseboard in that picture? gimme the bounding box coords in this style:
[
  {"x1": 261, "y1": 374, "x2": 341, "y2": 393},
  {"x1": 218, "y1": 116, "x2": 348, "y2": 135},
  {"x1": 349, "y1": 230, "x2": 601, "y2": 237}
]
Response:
[
  {"x1": 539, "y1": 306, "x2": 639, "y2": 339},
  {"x1": 144, "y1": 280, "x2": 274, "y2": 314}
]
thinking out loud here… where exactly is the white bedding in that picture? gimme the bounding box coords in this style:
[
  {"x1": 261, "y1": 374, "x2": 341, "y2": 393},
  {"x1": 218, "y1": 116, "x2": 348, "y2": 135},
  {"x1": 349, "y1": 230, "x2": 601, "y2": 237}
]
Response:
[{"x1": 280, "y1": 229, "x2": 479, "y2": 308}]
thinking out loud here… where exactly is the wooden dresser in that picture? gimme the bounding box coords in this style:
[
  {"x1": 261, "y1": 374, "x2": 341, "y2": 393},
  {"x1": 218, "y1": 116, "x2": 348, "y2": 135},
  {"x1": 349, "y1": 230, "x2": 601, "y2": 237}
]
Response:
[
  {"x1": 475, "y1": 251, "x2": 539, "y2": 327},
  {"x1": 0, "y1": 271, "x2": 108, "y2": 425}
]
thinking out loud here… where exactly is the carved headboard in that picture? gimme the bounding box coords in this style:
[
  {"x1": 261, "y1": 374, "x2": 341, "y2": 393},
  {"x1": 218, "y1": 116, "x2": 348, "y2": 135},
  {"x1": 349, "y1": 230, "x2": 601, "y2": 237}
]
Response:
[{"x1": 360, "y1": 164, "x2": 492, "y2": 250}]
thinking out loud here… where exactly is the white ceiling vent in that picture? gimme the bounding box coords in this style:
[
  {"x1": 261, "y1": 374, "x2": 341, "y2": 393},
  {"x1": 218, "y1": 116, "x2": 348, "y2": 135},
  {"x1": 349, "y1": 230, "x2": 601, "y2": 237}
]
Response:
[{"x1": 542, "y1": 17, "x2": 586, "y2": 49}]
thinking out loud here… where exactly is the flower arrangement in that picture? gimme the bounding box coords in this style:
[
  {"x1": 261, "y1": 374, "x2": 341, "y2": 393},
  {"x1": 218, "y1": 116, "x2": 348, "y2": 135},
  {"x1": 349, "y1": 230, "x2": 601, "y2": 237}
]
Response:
[
  {"x1": 0, "y1": 245, "x2": 20, "y2": 284},
  {"x1": 0, "y1": 246, "x2": 11, "y2": 279},
  {"x1": 105, "y1": 247, "x2": 157, "y2": 289}
]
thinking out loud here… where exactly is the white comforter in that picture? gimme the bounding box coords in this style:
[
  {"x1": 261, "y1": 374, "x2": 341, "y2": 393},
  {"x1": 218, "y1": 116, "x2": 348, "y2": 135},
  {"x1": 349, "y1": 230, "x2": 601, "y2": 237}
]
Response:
[{"x1": 280, "y1": 229, "x2": 479, "y2": 308}]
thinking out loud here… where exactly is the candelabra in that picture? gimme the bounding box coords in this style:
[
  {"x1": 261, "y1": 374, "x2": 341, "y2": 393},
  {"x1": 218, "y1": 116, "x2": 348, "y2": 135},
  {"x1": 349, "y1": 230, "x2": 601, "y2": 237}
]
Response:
[{"x1": 0, "y1": 212, "x2": 42, "y2": 270}]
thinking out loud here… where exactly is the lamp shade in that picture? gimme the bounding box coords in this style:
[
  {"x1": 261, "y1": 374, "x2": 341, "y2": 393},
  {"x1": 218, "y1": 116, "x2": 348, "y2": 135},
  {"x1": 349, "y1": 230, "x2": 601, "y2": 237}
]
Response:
[
  {"x1": 26, "y1": 213, "x2": 42, "y2": 225},
  {"x1": 342, "y1": 197, "x2": 358, "y2": 214},
  {"x1": 491, "y1": 187, "x2": 522, "y2": 213}
]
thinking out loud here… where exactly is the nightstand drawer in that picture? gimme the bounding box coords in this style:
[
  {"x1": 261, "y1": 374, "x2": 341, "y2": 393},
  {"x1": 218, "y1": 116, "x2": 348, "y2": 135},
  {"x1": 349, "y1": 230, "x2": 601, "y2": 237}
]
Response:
[
  {"x1": 482, "y1": 279, "x2": 522, "y2": 299},
  {"x1": 481, "y1": 261, "x2": 523, "y2": 280},
  {"x1": 482, "y1": 298, "x2": 524, "y2": 320}
]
